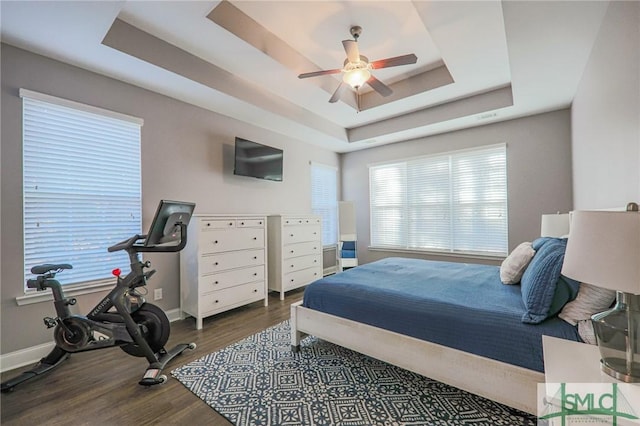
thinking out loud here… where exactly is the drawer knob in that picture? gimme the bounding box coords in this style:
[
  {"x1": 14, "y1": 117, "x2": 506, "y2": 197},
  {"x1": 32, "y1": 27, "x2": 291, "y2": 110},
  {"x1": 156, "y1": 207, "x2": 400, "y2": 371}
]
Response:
[
  {"x1": 253, "y1": 272, "x2": 257, "y2": 276},
  {"x1": 259, "y1": 221, "x2": 263, "y2": 224},
  {"x1": 214, "y1": 240, "x2": 219, "y2": 244},
  {"x1": 207, "y1": 223, "x2": 211, "y2": 227},
  {"x1": 290, "y1": 250, "x2": 294, "y2": 254},
  {"x1": 253, "y1": 237, "x2": 257, "y2": 240},
  {"x1": 253, "y1": 289, "x2": 257, "y2": 293},
  {"x1": 290, "y1": 279, "x2": 295, "y2": 282},
  {"x1": 229, "y1": 222, "x2": 233, "y2": 226},
  {"x1": 214, "y1": 281, "x2": 219, "y2": 285},
  {"x1": 214, "y1": 262, "x2": 219, "y2": 266},
  {"x1": 290, "y1": 265, "x2": 294, "y2": 268},
  {"x1": 253, "y1": 256, "x2": 257, "y2": 260},
  {"x1": 241, "y1": 222, "x2": 245, "y2": 225},
  {"x1": 314, "y1": 260, "x2": 317, "y2": 263},
  {"x1": 215, "y1": 300, "x2": 219, "y2": 303},
  {"x1": 290, "y1": 234, "x2": 294, "y2": 237}
]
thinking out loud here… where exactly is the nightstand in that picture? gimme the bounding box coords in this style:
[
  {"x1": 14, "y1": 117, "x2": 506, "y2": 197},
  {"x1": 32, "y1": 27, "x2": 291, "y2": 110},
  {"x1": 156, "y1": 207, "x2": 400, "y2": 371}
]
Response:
[{"x1": 542, "y1": 335, "x2": 618, "y2": 383}]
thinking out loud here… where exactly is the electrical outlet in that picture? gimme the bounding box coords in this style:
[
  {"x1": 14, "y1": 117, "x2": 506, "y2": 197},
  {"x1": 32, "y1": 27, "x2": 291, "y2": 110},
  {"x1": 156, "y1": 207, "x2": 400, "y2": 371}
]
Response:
[{"x1": 154, "y1": 288, "x2": 162, "y2": 301}]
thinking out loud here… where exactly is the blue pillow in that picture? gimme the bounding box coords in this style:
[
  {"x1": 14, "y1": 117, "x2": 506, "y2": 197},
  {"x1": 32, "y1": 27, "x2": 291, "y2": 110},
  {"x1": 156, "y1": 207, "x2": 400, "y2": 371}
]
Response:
[{"x1": 520, "y1": 238, "x2": 577, "y2": 324}]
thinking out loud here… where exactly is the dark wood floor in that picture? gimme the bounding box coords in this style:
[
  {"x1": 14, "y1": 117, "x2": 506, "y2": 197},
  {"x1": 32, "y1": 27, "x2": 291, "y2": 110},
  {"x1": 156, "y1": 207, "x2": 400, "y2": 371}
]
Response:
[{"x1": 1, "y1": 289, "x2": 304, "y2": 426}]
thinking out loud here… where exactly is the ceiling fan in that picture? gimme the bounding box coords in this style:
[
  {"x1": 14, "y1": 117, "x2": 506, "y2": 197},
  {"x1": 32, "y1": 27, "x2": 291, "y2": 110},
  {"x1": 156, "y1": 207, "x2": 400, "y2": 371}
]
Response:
[{"x1": 298, "y1": 26, "x2": 418, "y2": 105}]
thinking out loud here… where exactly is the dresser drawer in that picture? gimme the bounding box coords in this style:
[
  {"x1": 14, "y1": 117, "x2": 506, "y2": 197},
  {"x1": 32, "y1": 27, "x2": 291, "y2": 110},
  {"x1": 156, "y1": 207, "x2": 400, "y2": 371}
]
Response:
[
  {"x1": 282, "y1": 254, "x2": 320, "y2": 273},
  {"x1": 237, "y1": 218, "x2": 265, "y2": 228},
  {"x1": 282, "y1": 225, "x2": 321, "y2": 245},
  {"x1": 283, "y1": 217, "x2": 321, "y2": 226},
  {"x1": 200, "y1": 282, "x2": 265, "y2": 314},
  {"x1": 282, "y1": 240, "x2": 322, "y2": 259},
  {"x1": 199, "y1": 265, "x2": 264, "y2": 292},
  {"x1": 283, "y1": 266, "x2": 322, "y2": 291},
  {"x1": 201, "y1": 228, "x2": 264, "y2": 253},
  {"x1": 200, "y1": 219, "x2": 235, "y2": 230},
  {"x1": 199, "y1": 249, "x2": 264, "y2": 275}
]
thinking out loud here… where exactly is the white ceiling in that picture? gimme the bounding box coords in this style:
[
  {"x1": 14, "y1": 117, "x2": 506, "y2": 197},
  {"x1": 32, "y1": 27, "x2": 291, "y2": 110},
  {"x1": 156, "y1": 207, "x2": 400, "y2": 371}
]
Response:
[{"x1": 1, "y1": 1, "x2": 610, "y2": 153}]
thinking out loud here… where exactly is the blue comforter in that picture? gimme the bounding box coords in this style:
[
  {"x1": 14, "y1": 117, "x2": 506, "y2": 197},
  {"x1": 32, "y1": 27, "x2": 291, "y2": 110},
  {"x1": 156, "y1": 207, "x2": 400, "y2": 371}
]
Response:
[{"x1": 302, "y1": 257, "x2": 580, "y2": 372}]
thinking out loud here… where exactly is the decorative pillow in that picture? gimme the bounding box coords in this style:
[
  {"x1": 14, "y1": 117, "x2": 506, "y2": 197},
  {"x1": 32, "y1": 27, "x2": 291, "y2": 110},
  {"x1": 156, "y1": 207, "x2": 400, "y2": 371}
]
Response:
[
  {"x1": 500, "y1": 242, "x2": 535, "y2": 284},
  {"x1": 520, "y1": 238, "x2": 578, "y2": 324},
  {"x1": 548, "y1": 275, "x2": 581, "y2": 317},
  {"x1": 558, "y1": 283, "x2": 616, "y2": 326},
  {"x1": 577, "y1": 319, "x2": 597, "y2": 345}
]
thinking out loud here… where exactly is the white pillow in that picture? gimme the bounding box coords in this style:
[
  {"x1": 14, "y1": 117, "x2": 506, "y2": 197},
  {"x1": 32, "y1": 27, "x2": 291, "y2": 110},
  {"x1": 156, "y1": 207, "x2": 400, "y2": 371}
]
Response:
[
  {"x1": 577, "y1": 319, "x2": 597, "y2": 345},
  {"x1": 558, "y1": 283, "x2": 616, "y2": 326},
  {"x1": 500, "y1": 242, "x2": 535, "y2": 284}
]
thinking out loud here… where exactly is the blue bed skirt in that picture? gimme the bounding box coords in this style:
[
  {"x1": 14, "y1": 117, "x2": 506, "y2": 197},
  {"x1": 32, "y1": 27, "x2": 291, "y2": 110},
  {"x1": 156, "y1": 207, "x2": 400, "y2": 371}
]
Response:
[{"x1": 302, "y1": 257, "x2": 581, "y2": 372}]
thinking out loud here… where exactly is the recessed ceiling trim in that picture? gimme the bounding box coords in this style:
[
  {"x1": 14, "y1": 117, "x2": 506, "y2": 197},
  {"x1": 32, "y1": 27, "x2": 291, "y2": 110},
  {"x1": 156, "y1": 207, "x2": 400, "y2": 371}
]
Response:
[
  {"x1": 348, "y1": 85, "x2": 514, "y2": 142},
  {"x1": 102, "y1": 17, "x2": 348, "y2": 142},
  {"x1": 207, "y1": 0, "x2": 452, "y2": 112}
]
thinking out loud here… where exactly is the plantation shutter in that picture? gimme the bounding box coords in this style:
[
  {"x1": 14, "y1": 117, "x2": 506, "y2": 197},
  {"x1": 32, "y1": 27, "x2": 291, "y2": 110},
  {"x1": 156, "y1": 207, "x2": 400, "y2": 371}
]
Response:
[
  {"x1": 369, "y1": 144, "x2": 507, "y2": 256},
  {"x1": 21, "y1": 89, "x2": 143, "y2": 288},
  {"x1": 311, "y1": 163, "x2": 338, "y2": 246}
]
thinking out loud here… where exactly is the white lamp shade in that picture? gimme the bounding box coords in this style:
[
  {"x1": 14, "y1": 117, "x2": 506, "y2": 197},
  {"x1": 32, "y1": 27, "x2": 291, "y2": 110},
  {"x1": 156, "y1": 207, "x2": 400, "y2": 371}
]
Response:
[
  {"x1": 562, "y1": 210, "x2": 640, "y2": 294},
  {"x1": 541, "y1": 213, "x2": 570, "y2": 237}
]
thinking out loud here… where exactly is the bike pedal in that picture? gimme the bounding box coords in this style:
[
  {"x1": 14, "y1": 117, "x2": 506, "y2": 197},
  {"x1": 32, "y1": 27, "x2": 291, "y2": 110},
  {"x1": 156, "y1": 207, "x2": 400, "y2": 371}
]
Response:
[{"x1": 43, "y1": 317, "x2": 56, "y2": 328}]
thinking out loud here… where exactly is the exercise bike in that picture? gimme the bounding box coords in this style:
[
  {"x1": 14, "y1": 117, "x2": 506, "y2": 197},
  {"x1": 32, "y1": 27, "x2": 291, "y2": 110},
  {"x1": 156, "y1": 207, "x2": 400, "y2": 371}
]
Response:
[{"x1": 1, "y1": 200, "x2": 197, "y2": 392}]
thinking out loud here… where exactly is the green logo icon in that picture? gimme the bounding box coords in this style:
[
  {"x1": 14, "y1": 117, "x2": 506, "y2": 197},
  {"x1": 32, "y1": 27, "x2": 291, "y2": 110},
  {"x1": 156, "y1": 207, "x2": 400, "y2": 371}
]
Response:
[{"x1": 540, "y1": 383, "x2": 639, "y2": 425}]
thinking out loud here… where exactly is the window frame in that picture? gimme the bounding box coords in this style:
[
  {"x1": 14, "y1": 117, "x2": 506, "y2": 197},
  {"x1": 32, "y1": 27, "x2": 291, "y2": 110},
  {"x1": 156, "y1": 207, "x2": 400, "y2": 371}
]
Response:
[
  {"x1": 20, "y1": 89, "x2": 143, "y2": 294},
  {"x1": 310, "y1": 162, "x2": 338, "y2": 247},
  {"x1": 368, "y1": 144, "x2": 508, "y2": 258}
]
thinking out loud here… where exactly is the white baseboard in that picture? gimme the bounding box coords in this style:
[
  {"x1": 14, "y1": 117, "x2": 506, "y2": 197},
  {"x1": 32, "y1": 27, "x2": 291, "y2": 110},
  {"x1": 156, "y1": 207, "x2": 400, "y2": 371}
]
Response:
[
  {"x1": 0, "y1": 341, "x2": 56, "y2": 373},
  {"x1": 166, "y1": 308, "x2": 182, "y2": 322},
  {"x1": 1, "y1": 307, "x2": 184, "y2": 373}
]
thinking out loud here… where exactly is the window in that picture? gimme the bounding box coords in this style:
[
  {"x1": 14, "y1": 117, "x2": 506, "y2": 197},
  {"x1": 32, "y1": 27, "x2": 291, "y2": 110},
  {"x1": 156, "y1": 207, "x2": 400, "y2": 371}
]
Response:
[
  {"x1": 22, "y1": 89, "x2": 143, "y2": 289},
  {"x1": 311, "y1": 163, "x2": 338, "y2": 246},
  {"x1": 369, "y1": 144, "x2": 507, "y2": 256}
]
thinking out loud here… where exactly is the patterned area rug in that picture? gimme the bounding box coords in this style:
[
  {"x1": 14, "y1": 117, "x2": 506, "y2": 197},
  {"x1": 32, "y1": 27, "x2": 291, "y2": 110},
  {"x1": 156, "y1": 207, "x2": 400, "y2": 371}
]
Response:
[{"x1": 172, "y1": 321, "x2": 536, "y2": 426}]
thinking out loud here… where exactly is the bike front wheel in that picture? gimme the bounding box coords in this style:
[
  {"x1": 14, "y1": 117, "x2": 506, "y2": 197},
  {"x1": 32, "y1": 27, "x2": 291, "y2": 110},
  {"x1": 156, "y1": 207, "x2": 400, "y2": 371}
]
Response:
[{"x1": 120, "y1": 303, "x2": 170, "y2": 357}]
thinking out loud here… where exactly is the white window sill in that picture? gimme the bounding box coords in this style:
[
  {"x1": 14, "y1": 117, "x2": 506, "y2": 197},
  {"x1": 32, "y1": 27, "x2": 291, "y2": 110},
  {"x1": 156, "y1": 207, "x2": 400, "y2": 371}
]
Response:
[
  {"x1": 16, "y1": 279, "x2": 116, "y2": 306},
  {"x1": 368, "y1": 246, "x2": 505, "y2": 262}
]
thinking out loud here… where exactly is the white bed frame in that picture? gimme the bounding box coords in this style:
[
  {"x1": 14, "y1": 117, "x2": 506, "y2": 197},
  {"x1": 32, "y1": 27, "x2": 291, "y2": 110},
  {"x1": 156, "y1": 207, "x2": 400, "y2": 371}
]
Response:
[{"x1": 290, "y1": 301, "x2": 543, "y2": 415}]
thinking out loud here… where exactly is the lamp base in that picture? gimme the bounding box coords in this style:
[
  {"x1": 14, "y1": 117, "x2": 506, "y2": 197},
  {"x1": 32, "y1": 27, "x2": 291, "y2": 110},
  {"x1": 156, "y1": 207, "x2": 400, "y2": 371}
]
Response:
[
  {"x1": 600, "y1": 358, "x2": 640, "y2": 382},
  {"x1": 592, "y1": 291, "x2": 640, "y2": 383}
]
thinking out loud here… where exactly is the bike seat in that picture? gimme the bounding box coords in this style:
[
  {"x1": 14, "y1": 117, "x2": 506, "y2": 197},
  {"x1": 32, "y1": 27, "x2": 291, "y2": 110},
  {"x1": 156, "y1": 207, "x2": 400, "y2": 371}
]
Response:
[{"x1": 31, "y1": 264, "x2": 73, "y2": 275}]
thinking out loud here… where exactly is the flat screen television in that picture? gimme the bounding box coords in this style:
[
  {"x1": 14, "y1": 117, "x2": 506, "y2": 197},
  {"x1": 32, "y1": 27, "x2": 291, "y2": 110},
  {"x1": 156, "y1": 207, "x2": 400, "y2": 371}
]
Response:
[{"x1": 233, "y1": 137, "x2": 283, "y2": 182}]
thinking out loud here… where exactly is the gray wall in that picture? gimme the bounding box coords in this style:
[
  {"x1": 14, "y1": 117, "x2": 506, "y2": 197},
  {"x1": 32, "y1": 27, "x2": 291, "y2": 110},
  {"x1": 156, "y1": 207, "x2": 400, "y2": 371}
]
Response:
[
  {"x1": 571, "y1": 0, "x2": 640, "y2": 209},
  {"x1": 341, "y1": 109, "x2": 573, "y2": 266},
  {"x1": 1, "y1": 44, "x2": 339, "y2": 354}
]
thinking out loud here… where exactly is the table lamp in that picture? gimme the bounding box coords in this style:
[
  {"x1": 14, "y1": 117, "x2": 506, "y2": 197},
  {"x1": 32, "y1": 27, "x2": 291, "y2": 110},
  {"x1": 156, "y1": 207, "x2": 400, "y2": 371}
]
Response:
[{"x1": 561, "y1": 203, "x2": 640, "y2": 382}]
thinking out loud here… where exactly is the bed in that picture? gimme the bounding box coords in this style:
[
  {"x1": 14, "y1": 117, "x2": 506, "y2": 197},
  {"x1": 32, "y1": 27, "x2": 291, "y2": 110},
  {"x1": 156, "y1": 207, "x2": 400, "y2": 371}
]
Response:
[{"x1": 290, "y1": 244, "x2": 584, "y2": 415}]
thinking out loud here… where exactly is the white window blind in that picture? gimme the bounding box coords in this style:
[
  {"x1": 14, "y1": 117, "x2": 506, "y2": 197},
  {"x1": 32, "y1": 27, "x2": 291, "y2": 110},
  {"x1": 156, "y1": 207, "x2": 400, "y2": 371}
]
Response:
[
  {"x1": 369, "y1": 144, "x2": 508, "y2": 256},
  {"x1": 22, "y1": 90, "x2": 143, "y2": 288},
  {"x1": 311, "y1": 163, "x2": 338, "y2": 246}
]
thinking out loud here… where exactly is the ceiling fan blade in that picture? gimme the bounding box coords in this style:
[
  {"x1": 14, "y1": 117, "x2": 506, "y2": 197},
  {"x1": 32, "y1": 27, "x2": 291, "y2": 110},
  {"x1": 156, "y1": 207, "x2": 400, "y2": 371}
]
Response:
[
  {"x1": 367, "y1": 75, "x2": 393, "y2": 97},
  {"x1": 342, "y1": 40, "x2": 360, "y2": 63},
  {"x1": 329, "y1": 82, "x2": 348, "y2": 103},
  {"x1": 298, "y1": 68, "x2": 342, "y2": 79},
  {"x1": 370, "y1": 53, "x2": 418, "y2": 69}
]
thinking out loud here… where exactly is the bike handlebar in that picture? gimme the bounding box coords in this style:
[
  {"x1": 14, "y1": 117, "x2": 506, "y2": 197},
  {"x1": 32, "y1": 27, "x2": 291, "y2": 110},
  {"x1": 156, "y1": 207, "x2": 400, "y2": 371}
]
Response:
[
  {"x1": 107, "y1": 235, "x2": 145, "y2": 253},
  {"x1": 107, "y1": 223, "x2": 188, "y2": 254}
]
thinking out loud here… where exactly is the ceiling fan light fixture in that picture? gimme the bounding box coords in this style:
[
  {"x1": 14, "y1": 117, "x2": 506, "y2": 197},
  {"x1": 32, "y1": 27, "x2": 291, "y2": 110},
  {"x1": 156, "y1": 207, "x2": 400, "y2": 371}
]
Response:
[{"x1": 343, "y1": 68, "x2": 371, "y2": 89}]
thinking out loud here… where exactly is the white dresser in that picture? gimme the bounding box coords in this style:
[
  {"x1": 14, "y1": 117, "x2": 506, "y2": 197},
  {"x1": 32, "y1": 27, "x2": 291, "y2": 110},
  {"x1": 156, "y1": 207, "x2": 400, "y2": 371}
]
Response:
[
  {"x1": 267, "y1": 214, "x2": 323, "y2": 300},
  {"x1": 180, "y1": 214, "x2": 268, "y2": 329}
]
